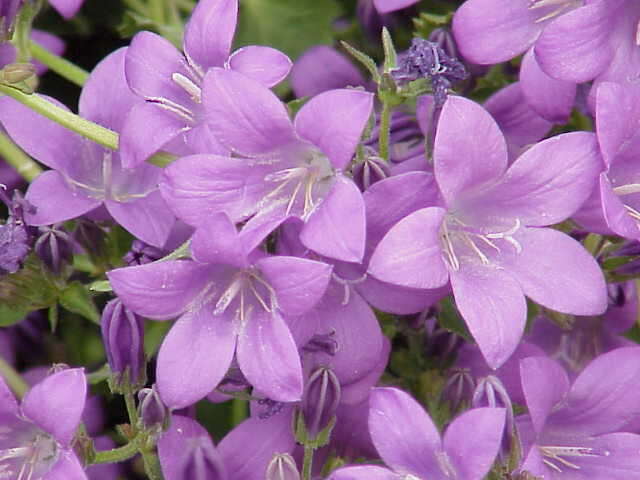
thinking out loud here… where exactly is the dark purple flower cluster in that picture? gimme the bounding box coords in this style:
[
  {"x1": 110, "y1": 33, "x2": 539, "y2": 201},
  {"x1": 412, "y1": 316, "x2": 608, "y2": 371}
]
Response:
[{"x1": 2, "y1": 0, "x2": 640, "y2": 479}]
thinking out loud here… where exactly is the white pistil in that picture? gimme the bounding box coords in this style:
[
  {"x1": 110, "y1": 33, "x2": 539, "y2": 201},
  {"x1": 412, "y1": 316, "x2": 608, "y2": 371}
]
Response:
[
  {"x1": 171, "y1": 72, "x2": 202, "y2": 103},
  {"x1": 613, "y1": 183, "x2": 640, "y2": 195},
  {"x1": 539, "y1": 445, "x2": 606, "y2": 473}
]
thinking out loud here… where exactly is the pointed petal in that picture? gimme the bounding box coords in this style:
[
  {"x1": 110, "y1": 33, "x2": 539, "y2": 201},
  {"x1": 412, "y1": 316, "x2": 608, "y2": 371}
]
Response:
[
  {"x1": 256, "y1": 256, "x2": 332, "y2": 316},
  {"x1": 520, "y1": 48, "x2": 576, "y2": 123},
  {"x1": 520, "y1": 356, "x2": 570, "y2": 435},
  {"x1": 373, "y1": 0, "x2": 418, "y2": 13},
  {"x1": 567, "y1": 432, "x2": 640, "y2": 479},
  {"x1": 503, "y1": 227, "x2": 607, "y2": 315},
  {"x1": 160, "y1": 154, "x2": 274, "y2": 225},
  {"x1": 183, "y1": 0, "x2": 237, "y2": 70},
  {"x1": 294, "y1": 89, "x2": 373, "y2": 169},
  {"x1": 202, "y1": 68, "x2": 295, "y2": 156},
  {"x1": 369, "y1": 387, "x2": 442, "y2": 478},
  {"x1": 443, "y1": 408, "x2": 505, "y2": 480},
  {"x1": 535, "y1": 0, "x2": 620, "y2": 83},
  {"x1": 24, "y1": 170, "x2": 101, "y2": 226},
  {"x1": 434, "y1": 96, "x2": 508, "y2": 204},
  {"x1": 48, "y1": 0, "x2": 83, "y2": 19},
  {"x1": 450, "y1": 263, "x2": 526, "y2": 369},
  {"x1": 228, "y1": 46, "x2": 292, "y2": 88},
  {"x1": 368, "y1": 207, "x2": 449, "y2": 290},
  {"x1": 191, "y1": 212, "x2": 247, "y2": 268},
  {"x1": 467, "y1": 132, "x2": 603, "y2": 227},
  {"x1": 106, "y1": 191, "x2": 175, "y2": 248},
  {"x1": 0, "y1": 376, "x2": 18, "y2": 416},
  {"x1": 357, "y1": 278, "x2": 448, "y2": 315},
  {"x1": 157, "y1": 306, "x2": 236, "y2": 409},
  {"x1": 42, "y1": 450, "x2": 87, "y2": 480},
  {"x1": 236, "y1": 311, "x2": 303, "y2": 402},
  {"x1": 452, "y1": 0, "x2": 541, "y2": 64},
  {"x1": 0, "y1": 96, "x2": 82, "y2": 171},
  {"x1": 300, "y1": 176, "x2": 366, "y2": 262},
  {"x1": 22, "y1": 369, "x2": 86, "y2": 446},
  {"x1": 107, "y1": 260, "x2": 211, "y2": 320},
  {"x1": 328, "y1": 466, "x2": 399, "y2": 480}
]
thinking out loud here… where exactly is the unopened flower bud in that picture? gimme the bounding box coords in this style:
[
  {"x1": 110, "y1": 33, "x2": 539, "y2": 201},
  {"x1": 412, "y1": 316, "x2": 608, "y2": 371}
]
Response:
[
  {"x1": 138, "y1": 385, "x2": 169, "y2": 434},
  {"x1": 100, "y1": 298, "x2": 146, "y2": 392},
  {"x1": 1, "y1": 62, "x2": 35, "y2": 84},
  {"x1": 73, "y1": 219, "x2": 106, "y2": 255},
  {"x1": 266, "y1": 453, "x2": 300, "y2": 480},
  {"x1": 301, "y1": 366, "x2": 341, "y2": 438},
  {"x1": 123, "y1": 239, "x2": 165, "y2": 266},
  {"x1": 0, "y1": 0, "x2": 24, "y2": 40},
  {"x1": 352, "y1": 153, "x2": 390, "y2": 191},
  {"x1": 34, "y1": 224, "x2": 73, "y2": 274}
]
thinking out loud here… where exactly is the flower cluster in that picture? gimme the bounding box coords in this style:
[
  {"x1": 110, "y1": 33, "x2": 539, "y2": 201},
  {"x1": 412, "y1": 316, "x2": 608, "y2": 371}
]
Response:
[{"x1": 2, "y1": 0, "x2": 640, "y2": 479}]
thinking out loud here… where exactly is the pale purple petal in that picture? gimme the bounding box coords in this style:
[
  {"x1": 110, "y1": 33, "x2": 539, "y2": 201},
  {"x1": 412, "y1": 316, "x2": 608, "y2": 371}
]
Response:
[
  {"x1": 291, "y1": 46, "x2": 365, "y2": 98},
  {"x1": 294, "y1": 89, "x2": 373, "y2": 169},
  {"x1": 373, "y1": 0, "x2": 418, "y2": 13},
  {"x1": 596, "y1": 82, "x2": 640, "y2": 167},
  {"x1": 107, "y1": 260, "x2": 211, "y2": 320},
  {"x1": 190, "y1": 212, "x2": 247, "y2": 268},
  {"x1": 434, "y1": 95, "x2": 508, "y2": 205},
  {"x1": 236, "y1": 311, "x2": 303, "y2": 402},
  {"x1": 256, "y1": 256, "x2": 332, "y2": 316},
  {"x1": 329, "y1": 466, "x2": 399, "y2": 480},
  {"x1": 228, "y1": 46, "x2": 292, "y2": 88},
  {"x1": 443, "y1": 408, "x2": 505, "y2": 480},
  {"x1": 157, "y1": 306, "x2": 236, "y2": 409},
  {"x1": 49, "y1": 0, "x2": 84, "y2": 19},
  {"x1": 564, "y1": 432, "x2": 640, "y2": 479},
  {"x1": 24, "y1": 170, "x2": 101, "y2": 226},
  {"x1": 520, "y1": 356, "x2": 570, "y2": 434},
  {"x1": 452, "y1": 0, "x2": 542, "y2": 64},
  {"x1": 202, "y1": 68, "x2": 295, "y2": 156},
  {"x1": 0, "y1": 376, "x2": 18, "y2": 416},
  {"x1": 368, "y1": 207, "x2": 449, "y2": 290},
  {"x1": 599, "y1": 173, "x2": 640, "y2": 240},
  {"x1": 300, "y1": 176, "x2": 366, "y2": 262},
  {"x1": 450, "y1": 263, "x2": 526, "y2": 369},
  {"x1": 357, "y1": 276, "x2": 448, "y2": 316},
  {"x1": 369, "y1": 387, "x2": 442, "y2": 478},
  {"x1": 42, "y1": 450, "x2": 87, "y2": 480},
  {"x1": 22, "y1": 368, "x2": 86, "y2": 446},
  {"x1": 183, "y1": 0, "x2": 237, "y2": 70}
]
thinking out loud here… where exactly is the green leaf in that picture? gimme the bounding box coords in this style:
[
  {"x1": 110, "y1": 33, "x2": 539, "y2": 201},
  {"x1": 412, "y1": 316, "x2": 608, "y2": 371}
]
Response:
[
  {"x1": 341, "y1": 41, "x2": 381, "y2": 84},
  {"x1": 0, "y1": 304, "x2": 29, "y2": 327},
  {"x1": 381, "y1": 27, "x2": 397, "y2": 73},
  {"x1": 235, "y1": 0, "x2": 342, "y2": 60},
  {"x1": 59, "y1": 281, "x2": 100, "y2": 324},
  {"x1": 88, "y1": 279, "x2": 112, "y2": 292},
  {"x1": 0, "y1": 255, "x2": 59, "y2": 312}
]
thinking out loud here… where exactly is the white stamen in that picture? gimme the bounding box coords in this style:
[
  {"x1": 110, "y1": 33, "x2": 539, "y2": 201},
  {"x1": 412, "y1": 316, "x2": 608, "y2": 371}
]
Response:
[
  {"x1": 540, "y1": 445, "x2": 607, "y2": 473},
  {"x1": 613, "y1": 183, "x2": 640, "y2": 195},
  {"x1": 146, "y1": 96, "x2": 195, "y2": 123},
  {"x1": 214, "y1": 276, "x2": 243, "y2": 315},
  {"x1": 172, "y1": 72, "x2": 202, "y2": 103}
]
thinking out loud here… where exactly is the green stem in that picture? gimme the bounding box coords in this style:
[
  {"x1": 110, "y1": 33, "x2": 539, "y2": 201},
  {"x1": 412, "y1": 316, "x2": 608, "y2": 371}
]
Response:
[
  {"x1": 30, "y1": 41, "x2": 89, "y2": 87},
  {"x1": 0, "y1": 356, "x2": 28, "y2": 398},
  {"x1": 302, "y1": 445, "x2": 314, "y2": 480},
  {"x1": 125, "y1": 392, "x2": 139, "y2": 432},
  {"x1": 12, "y1": 2, "x2": 36, "y2": 62},
  {"x1": 0, "y1": 130, "x2": 42, "y2": 181},
  {"x1": 141, "y1": 451, "x2": 164, "y2": 480},
  {"x1": 378, "y1": 100, "x2": 391, "y2": 162},
  {"x1": 92, "y1": 441, "x2": 139, "y2": 464},
  {"x1": 231, "y1": 397, "x2": 247, "y2": 427}
]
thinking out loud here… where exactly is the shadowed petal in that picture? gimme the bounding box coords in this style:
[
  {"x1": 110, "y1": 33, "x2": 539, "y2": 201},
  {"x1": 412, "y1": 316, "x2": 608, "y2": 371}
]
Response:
[
  {"x1": 22, "y1": 369, "x2": 86, "y2": 446},
  {"x1": 0, "y1": 376, "x2": 18, "y2": 416},
  {"x1": 565, "y1": 433, "x2": 640, "y2": 479},
  {"x1": 157, "y1": 306, "x2": 236, "y2": 409},
  {"x1": 228, "y1": 46, "x2": 292, "y2": 88},
  {"x1": 329, "y1": 465, "x2": 399, "y2": 480},
  {"x1": 191, "y1": 212, "x2": 247, "y2": 268},
  {"x1": 357, "y1": 277, "x2": 448, "y2": 315},
  {"x1": 49, "y1": 0, "x2": 83, "y2": 19},
  {"x1": 368, "y1": 207, "x2": 449, "y2": 290},
  {"x1": 107, "y1": 260, "x2": 211, "y2": 320},
  {"x1": 294, "y1": 89, "x2": 373, "y2": 169},
  {"x1": 42, "y1": 450, "x2": 87, "y2": 480},
  {"x1": 236, "y1": 311, "x2": 303, "y2": 402},
  {"x1": 596, "y1": 82, "x2": 640, "y2": 167},
  {"x1": 373, "y1": 0, "x2": 418, "y2": 13},
  {"x1": 601, "y1": 173, "x2": 640, "y2": 240}
]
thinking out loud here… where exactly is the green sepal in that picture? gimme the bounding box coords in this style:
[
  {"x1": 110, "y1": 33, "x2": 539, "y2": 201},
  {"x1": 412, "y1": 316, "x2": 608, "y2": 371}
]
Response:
[
  {"x1": 340, "y1": 41, "x2": 381, "y2": 84},
  {"x1": 294, "y1": 408, "x2": 336, "y2": 449},
  {"x1": 381, "y1": 27, "x2": 397, "y2": 73},
  {"x1": 59, "y1": 281, "x2": 100, "y2": 324}
]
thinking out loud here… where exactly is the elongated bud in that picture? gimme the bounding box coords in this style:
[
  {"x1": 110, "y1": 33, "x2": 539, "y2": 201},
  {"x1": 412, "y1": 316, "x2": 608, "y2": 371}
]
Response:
[
  {"x1": 352, "y1": 153, "x2": 390, "y2": 191},
  {"x1": 0, "y1": 0, "x2": 24, "y2": 40},
  {"x1": 266, "y1": 453, "x2": 300, "y2": 480},
  {"x1": 138, "y1": 385, "x2": 169, "y2": 435},
  {"x1": 100, "y1": 298, "x2": 146, "y2": 393},
  {"x1": 301, "y1": 366, "x2": 341, "y2": 438},
  {"x1": 123, "y1": 239, "x2": 165, "y2": 266},
  {"x1": 34, "y1": 224, "x2": 73, "y2": 274},
  {"x1": 1, "y1": 62, "x2": 35, "y2": 83}
]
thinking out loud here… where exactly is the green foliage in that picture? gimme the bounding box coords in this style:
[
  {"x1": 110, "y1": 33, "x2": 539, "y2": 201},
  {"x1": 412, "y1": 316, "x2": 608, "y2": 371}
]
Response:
[{"x1": 59, "y1": 281, "x2": 101, "y2": 324}]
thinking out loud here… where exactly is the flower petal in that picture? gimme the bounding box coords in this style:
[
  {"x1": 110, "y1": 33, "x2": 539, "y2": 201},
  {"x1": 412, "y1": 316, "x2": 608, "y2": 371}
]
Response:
[
  {"x1": 294, "y1": 89, "x2": 373, "y2": 170},
  {"x1": 0, "y1": 376, "x2": 18, "y2": 417},
  {"x1": 49, "y1": 0, "x2": 83, "y2": 19},
  {"x1": 22, "y1": 368, "x2": 86, "y2": 446},
  {"x1": 328, "y1": 466, "x2": 399, "y2": 480},
  {"x1": 107, "y1": 260, "x2": 211, "y2": 320},
  {"x1": 300, "y1": 176, "x2": 366, "y2": 263},
  {"x1": 368, "y1": 207, "x2": 449, "y2": 290},
  {"x1": 228, "y1": 46, "x2": 292, "y2": 88},
  {"x1": 42, "y1": 450, "x2": 87, "y2": 480},
  {"x1": 157, "y1": 306, "x2": 236, "y2": 409},
  {"x1": 191, "y1": 212, "x2": 247, "y2": 268}
]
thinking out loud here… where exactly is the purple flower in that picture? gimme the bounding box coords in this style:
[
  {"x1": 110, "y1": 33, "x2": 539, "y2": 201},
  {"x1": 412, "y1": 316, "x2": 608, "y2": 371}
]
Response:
[
  {"x1": 0, "y1": 367, "x2": 88, "y2": 479},
  {"x1": 121, "y1": 0, "x2": 292, "y2": 168},
  {"x1": 0, "y1": 30, "x2": 65, "y2": 75},
  {"x1": 161, "y1": 72, "x2": 373, "y2": 263},
  {"x1": 329, "y1": 387, "x2": 505, "y2": 480},
  {"x1": 371, "y1": 0, "x2": 418, "y2": 14},
  {"x1": 368, "y1": 95, "x2": 607, "y2": 368},
  {"x1": 48, "y1": 0, "x2": 84, "y2": 19},
  {"x1": 0, "y1": 48, "x2": 176, "y2": 247},
  {"x1": 0, "y1": 188, "x2": 35, "y2": 275},
  {"x1": 108, "y1": 213, "x2": 332, "y2": 408},
  {"x1": 517, "y1": 348, "x2": 640, "y2": 478}
]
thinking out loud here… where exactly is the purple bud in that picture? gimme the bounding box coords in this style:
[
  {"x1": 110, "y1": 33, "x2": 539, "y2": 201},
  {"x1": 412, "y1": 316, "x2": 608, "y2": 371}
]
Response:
[
  {"x1": 123, "y1": 239, "x2": 165, "y2": 266},
  {"x1": 0, "y1": 0, "x2": 24, "y2": 40},
  {"x1": 352, "y1": 151, "x2": 391, "y2": 191},
  {"x1": 138, "y1": 385, "x2": 168, "y2": 434},
  {"x1": 443, "y1": 367, "x2": 475, "y2": 411},
  {"x1": 301, "y1": 367, "x2": 341, "y2": 437},
  {"x1": 266, "y1": 453, "x2": 300, "y2": 480},
  {"x1": 100, "y1": 298, "x2": 146, "y2": 391},
  {"x1": 34, "y1": 224, "x2": 73, "y2": 274},
  {"x1": 73, "y1": 219, "x2": 106, "y2": 255}
]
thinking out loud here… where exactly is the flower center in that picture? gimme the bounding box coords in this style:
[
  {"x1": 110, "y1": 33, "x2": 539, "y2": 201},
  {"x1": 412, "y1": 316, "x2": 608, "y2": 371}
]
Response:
[
  {"x1": 0, "y1": 422, "x2": 60, "y2": 480},
  {"x1": 539, "y1": 445, "x2": 609, "y2": 472},
  {"x1": 440, "y1": 217, "x2": 522, "y2": 271},
  {"x1": 528, "y1": 0, "x2": 583, "y2": 23}
]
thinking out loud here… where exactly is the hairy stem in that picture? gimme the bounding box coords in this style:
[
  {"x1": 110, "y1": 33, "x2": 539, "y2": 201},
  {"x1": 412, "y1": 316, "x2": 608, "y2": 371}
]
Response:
[
  {"x1": 0, "y1": 356, "x2": 28, "y2": 398},
  {"x1": 378, "y1": 100, "x2": 391, "y2": 162},
  {"x1": 0, "y1": 130, "x2": 42, "y2": 181}
]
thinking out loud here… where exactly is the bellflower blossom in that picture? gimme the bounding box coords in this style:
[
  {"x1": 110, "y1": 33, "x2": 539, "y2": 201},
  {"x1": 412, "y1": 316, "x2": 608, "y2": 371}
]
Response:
[
  {"x1": 517, "y1": 349, "x2": 640, "y2": 478},
  {"x1": 329, "y1": 387, "x2": 505, "y2": 480},
  {"x1": 0, "y1": 48, "x2": 176, "y2": 247},
  {"x1": 161, "y1": 72, "x2": 373, "y2": 263},
  {"x1": 48, "y1": 0, "x2": 84, "y2": 19},
  {"x1": 368, "y1": 95, "x2": 607, "y2": 368},
  {"x1": 0, "y1": 368, "x2": 87, "y2": 480},
  {"x1": 370, "y1": 0, "x2": 418, "y2": 14},
  {"x1": 121, "y1": 0, "x2": 292, "y2": 168},
  {"x1": 108, "y1": 212, "x2": 332, "y2": 408}
]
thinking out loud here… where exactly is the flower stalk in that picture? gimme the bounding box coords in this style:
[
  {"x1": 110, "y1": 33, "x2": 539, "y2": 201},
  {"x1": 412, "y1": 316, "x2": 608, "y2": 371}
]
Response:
[
  {"x1": 0, "y1": 129, "x2": 42, "y2": 181},
  {"x1": 29, "y1": 40, "x2": 89, "y2": 86}
]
